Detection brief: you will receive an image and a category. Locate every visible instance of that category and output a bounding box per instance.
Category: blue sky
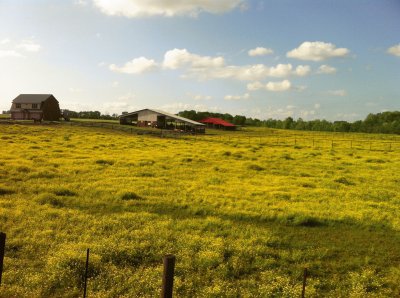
[0,0,399,121]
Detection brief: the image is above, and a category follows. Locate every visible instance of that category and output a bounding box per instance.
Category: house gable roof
[12,94,56,104]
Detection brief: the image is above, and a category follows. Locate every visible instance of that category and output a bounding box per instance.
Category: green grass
[0,124,399,297]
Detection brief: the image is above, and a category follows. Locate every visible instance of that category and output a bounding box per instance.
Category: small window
[32,104,38,109]
[16,103,21,108]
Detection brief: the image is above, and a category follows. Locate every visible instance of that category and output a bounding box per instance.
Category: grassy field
[0,123,399,297]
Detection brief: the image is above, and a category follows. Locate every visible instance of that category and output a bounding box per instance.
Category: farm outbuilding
[199,117,237,130]
[10,94,61,121]
[119,108,205,133]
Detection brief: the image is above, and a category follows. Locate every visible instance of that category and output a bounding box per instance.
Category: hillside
[0,124,399,296]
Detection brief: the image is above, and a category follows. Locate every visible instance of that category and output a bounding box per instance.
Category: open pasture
[0,123,399,297]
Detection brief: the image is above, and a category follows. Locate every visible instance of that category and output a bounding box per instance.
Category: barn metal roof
[199,117,236,127]
[120,108,205,126]
[12,94,56,104]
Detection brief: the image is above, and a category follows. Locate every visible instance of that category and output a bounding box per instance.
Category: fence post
[161,254,176,298]
[301,268,308,298]
[0,232,5,286]
[83,248,89,298]
[331,140,334,149]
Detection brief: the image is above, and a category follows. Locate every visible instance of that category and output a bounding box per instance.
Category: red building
[199,117,236,130]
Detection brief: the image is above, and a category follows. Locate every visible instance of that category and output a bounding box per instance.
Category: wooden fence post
[301,268,308,298]
[83,248,89,298]
[161,255,176,298]
[0,232,5,286]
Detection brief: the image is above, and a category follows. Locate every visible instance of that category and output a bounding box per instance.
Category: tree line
[178,110,400,134]
[62,110,119,120]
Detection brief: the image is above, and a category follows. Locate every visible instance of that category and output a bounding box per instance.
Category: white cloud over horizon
[248,47,273,57]
[317,64,337,74]
[92,0,245,18]
[109,57,158,74]
[287,41,349,61]
[247,80,292,92]
[114,48,311,82]
[387,44,400,57]
[224,93,250,100]
[328,89,347,96]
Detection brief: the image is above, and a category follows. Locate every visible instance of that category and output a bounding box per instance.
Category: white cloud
[287,41,349,61]
[294,65,311,76]
[248,47,273,57]
[247,80,292,92]
[163,48,224,70]
[118,92,136,101]
[387,44,400,57]
[0,50,25,58]
[193,94,212,101]
[314,103,321,109]
[112,81,119,88]
[110,57,158,74]
[317,64,337,74]
[75,0,88,6]
[17,40,41,52]
[0,38,10,45]
[92,0,244,18]
[328,89,347,96]
[69,87,83,93]
[247,81,264,91]
[266,80,291,92]
[224,93,250,100]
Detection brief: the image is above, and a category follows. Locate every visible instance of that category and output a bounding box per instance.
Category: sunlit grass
[0,124,399,297]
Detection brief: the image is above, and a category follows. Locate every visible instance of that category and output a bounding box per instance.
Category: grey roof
[12,94,56,104]
[120,108,205,126]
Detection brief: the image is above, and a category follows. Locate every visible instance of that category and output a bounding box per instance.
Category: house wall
[11,103,41,110]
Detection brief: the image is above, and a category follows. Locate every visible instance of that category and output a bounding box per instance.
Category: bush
[248,164,265,171]
[36,193,66,207]
[120,191,142,201]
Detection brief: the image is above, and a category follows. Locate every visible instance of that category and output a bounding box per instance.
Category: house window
[32,104,38,109]
[16,103,21,108]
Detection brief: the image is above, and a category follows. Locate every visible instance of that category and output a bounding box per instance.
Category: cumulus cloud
[17,40,41,52]
[92,0,244,18]
[287,41,349,61]
[163,48,225,70]
[0,38,10,45]
[248,47,273,57]
[109,57,158,74]
[387,44,400,57]
[247,80,292,92]
[159,102,221,114]
[0,50,25,58]
[193,94,212,101]
[115,49,311,82]
[224,93,250,100]
[317,64,337,74]
[328,89,347,96]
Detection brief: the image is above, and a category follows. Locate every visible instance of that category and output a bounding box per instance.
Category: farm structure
[10,94,61,121]
[119,108,205,133]
[199,117,237,130]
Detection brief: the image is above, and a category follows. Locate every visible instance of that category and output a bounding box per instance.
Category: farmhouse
[10,94,61,121]
[120,108,205,133]
[199,117,237,131]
